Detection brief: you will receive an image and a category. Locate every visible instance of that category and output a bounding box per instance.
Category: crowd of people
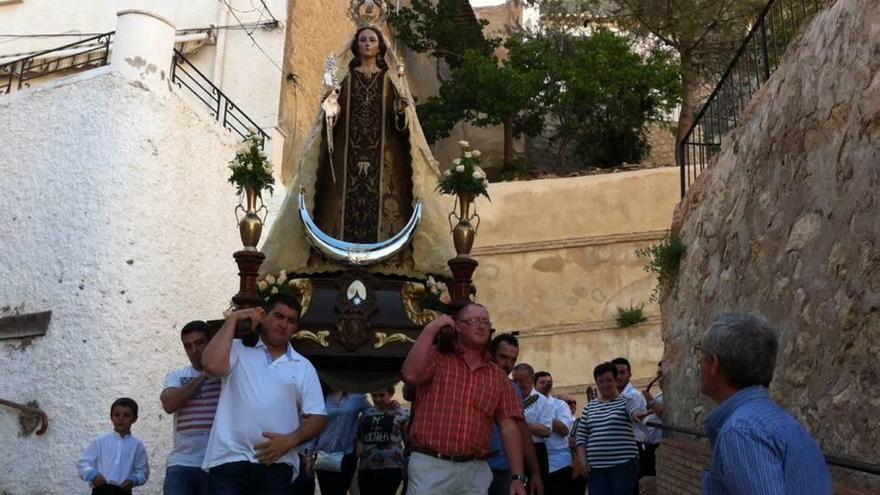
[75,295,833,495]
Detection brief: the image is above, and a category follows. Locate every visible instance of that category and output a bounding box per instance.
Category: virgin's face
[358,29,380,60]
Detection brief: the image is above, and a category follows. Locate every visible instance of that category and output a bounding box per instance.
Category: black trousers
[315,453,357,495]
[639,443,659,478]
[533,442,550,483]
[92,486,129,495]
[546,466,573,495]
[358,468,403,495]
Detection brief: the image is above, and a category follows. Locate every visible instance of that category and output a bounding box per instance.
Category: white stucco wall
[0,0,286,136]
[0,70,248,494]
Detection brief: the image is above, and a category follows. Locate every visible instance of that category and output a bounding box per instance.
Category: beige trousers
[406,452,493,495]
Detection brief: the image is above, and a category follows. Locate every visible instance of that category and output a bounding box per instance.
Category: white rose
[472,171,481,179]
[257,281,269,291]
[246,163,253,171]
[483,179,490,187]
[458,140,470,147]
[455,165,465,172]
[288,279,297,286]
[277,271,288,284]
[265,274,276,285]
[271,287,279,294]
[453,158,462,165]
[444,169,451,177]
[464,152,472,159]
[472,150,482,157]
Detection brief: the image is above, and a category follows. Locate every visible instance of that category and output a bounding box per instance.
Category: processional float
[222,0,490,392]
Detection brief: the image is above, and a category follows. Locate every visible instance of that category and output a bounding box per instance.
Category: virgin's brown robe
[313,67,414,246]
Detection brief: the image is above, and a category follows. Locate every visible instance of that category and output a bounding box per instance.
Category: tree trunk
[557,134,571,171]
[502,114,514,170]
[675,52,700,165]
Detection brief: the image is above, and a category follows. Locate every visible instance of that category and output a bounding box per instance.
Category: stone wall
[661,0,880,490]
[0,70,242,495]
[472,167,680,399]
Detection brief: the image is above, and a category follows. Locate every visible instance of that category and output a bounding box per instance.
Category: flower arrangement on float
[437,141,489,256]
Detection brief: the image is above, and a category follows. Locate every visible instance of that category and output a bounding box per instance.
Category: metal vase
[237,187,265,251]
[449,193,480,256]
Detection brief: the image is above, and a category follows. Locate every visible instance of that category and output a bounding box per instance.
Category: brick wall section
[654,438,880,495]
[656,438,711,495]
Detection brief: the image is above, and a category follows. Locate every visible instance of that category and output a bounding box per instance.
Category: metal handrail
[677,0,826,196]
[170,49,270,149]
[646,421,880,476]
[0,398,48,435]
[0,32,114,94]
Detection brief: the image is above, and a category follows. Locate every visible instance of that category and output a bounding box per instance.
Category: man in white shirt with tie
[534,371,573,494]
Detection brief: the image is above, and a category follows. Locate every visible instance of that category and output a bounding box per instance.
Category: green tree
[528,0,763,158]
[511,29,680,168]
[391,1,541,170]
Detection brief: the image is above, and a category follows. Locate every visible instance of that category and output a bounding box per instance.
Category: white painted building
[0,5,290,494]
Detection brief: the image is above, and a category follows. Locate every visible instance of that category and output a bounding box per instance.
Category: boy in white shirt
[77,397,150,494]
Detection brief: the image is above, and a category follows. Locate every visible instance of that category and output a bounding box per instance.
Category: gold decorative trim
[288,278,314,317]
[291,330,330,347]
[401,282,441,326]
[374,332,415,348]
[471,230,669,256]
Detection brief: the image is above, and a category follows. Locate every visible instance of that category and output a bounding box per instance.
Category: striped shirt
[575,394,640,468]
[163,366,220,467]
[703,386,832,495]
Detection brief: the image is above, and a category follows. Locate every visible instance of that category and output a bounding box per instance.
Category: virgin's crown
[348,0,390,27]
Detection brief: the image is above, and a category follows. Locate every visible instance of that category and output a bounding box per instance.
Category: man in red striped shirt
[160,320,220,495]
[402,303,528,495]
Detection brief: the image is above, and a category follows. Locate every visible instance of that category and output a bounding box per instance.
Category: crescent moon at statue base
[298,190,423,266]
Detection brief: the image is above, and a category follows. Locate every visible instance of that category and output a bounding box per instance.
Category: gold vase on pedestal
[236,186,267,250]
[449,193,480,256]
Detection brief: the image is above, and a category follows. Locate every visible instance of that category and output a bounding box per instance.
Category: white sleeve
[163,368,184,390]
[299,363,327,416]
[537,398,555,428]
[227,340,243,374]
[76,437,100,482]
[554,400,573,428]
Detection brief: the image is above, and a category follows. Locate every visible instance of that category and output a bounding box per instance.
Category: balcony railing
[0,32,114,95]
[169,49,270,149]
[677,0,825,197]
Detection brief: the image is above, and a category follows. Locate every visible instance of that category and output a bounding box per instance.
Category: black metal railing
[0,32,114,95]
[647,421,880,476]
[170,49,270,148]
[678,0,826,197]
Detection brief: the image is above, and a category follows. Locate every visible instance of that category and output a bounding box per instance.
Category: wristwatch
[511,474,528,485]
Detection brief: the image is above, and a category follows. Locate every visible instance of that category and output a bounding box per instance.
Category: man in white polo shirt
[201,294,327,495]
[160,320,221,495]
[512,363,554,485]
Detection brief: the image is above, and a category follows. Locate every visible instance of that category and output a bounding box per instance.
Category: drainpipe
[212,3,229,86]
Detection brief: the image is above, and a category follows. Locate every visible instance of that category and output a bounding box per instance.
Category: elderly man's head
[512,363,536,395]
[699,313,779,403]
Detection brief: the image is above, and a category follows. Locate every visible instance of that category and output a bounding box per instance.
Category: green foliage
[499,156,538,181]
[615,304,647,328]
[437,142,491,200]
[636,232,686,302]
[389,0,495,69]
[515,29,681,168]
[228,134,275,196]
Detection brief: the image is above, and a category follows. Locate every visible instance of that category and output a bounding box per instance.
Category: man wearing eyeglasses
[402,303,527,495]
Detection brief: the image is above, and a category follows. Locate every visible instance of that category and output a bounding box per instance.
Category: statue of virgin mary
[259,3,454,278]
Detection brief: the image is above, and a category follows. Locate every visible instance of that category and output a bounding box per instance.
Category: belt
[412,446,488,463]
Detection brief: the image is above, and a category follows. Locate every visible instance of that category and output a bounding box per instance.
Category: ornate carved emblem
[332,271,378,351]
